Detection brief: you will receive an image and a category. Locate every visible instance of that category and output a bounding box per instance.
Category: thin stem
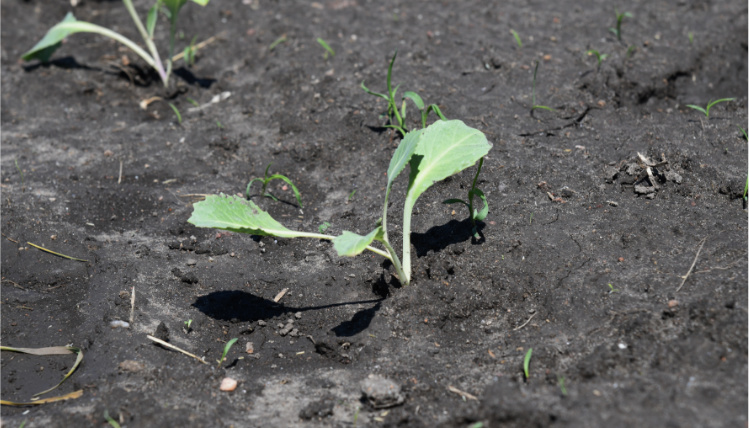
[300,232,391,260]
[379,238,408,286]
[57,22,156,70]
[122,0,168,85]
[401,194,416,284]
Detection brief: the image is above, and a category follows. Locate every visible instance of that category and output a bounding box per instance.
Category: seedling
[317,38,335,59]
[685,98,735,119]
[531,61,554,113]
[269,35,287,51]
[168,102,182,124]
[104,410,121,428]
[557,375,568,396]
[609,9,633,42]
[217,337,238,369]
[182,35,198,67]
[21,0,211,88]
[189,120,492,286]
[443,157,489,238]
[688,32,694,44]
[361,51,446,136]
[523,348,533,379]
[246,163,303,208]
[586,49,608,68]
[318,222,331,234]
[510,29,522,48]
[626,45,636,59]
[186,97,200,107]
[184,319,193,331]
[607,283,620,293]
[348,189,357,201]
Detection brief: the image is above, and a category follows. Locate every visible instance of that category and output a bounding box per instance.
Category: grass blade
[0,345,84,397]
[26,242,88,262]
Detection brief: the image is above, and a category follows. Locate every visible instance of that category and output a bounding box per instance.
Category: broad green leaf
[21,12,78,62]
[387,128,423,188]
[406,120,492,202]
[333,227,382,257]
[188,194,308,239]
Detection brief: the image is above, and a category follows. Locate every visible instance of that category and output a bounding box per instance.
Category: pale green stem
[122,0,168,85]
[56,22,156,70]
[378,238,408,286]
[299,232,391,260]
[401,194,416,284]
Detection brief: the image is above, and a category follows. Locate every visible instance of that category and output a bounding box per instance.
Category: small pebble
[220,377,238,392]
[110,320,130,329]
[668,300,679,308]
[246,342,254,354]
[186,259,197,266]
[294,312,302,319]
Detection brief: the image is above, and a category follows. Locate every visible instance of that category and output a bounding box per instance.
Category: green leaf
[403,91,425,110]
[360,81,388,100]
[188,194,309,239]
[406,120,492,202]
[685,105,707,116]
[333,227,382,257]
[443,198,468,206]
[22,12,78,62]
[163,0,188,17]
[190,0,211,5]
[387,128,423,188]
[146,4,159,38]
[470,188,489,221]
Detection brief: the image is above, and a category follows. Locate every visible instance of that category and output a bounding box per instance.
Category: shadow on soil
[411,217,485,257]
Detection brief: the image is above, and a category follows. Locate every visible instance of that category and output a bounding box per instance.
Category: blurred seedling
[14,158,25,191]
[183,319,193,332]
[317,38,335,59]
[510,29,522,48]
[361,50,446,136]
[609,9,633,42]
[607,283,620,293]
[269,35,287,51]
[190,120,491,286]
[186,97,199,107]
[626,45,636,59]
[686,98,735,119]
[104,410,121,428]
[182,35,198,66]
[688,32,694,44]
[557,375,568,396]
[217,337,238,369]
[443,157,489,238]
[586,49,608,68]
[348,189,357,201]
[168,102,182,124]
[246,163,303,208]
[523,348,533,379]
[318,222,331,234]
[22,0,211,88]
[531,61,554,114]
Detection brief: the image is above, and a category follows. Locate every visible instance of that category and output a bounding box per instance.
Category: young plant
[586,49,608,68]
[317,38,335,59]
[361,51,446,136]
[246,163,303,208]
[609,9,633,42]
[21,0,210,88]
[607,283,620,293]
[182,35,198,67]
[184,319,193,332]
[318,222,331,234]
[523,348,533,379]
[510,29,522,48]
[531,61,554,113]
[442,157,488,238]
[685,98,735,119]
[557,375,568,396]
[217,337,238,369]
[189,120,491,286]
[168,102,182,124]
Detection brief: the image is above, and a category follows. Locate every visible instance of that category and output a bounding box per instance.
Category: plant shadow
[193,290,384,337]
[411,217,485,257]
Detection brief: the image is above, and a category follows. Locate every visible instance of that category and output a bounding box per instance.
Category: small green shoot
[607,283,620,293]
[361,50,446,136]
[216,120,224,129]
[586,49,608,68]
[18,421,28,428]
[609,9,633,42]
[557,375,568,396]
[318,222,331,234]
[269,35,287,51]
[168,102,182,124]
[468,423,484,428]
[348,189,357,201]
[685,98,735,119]
[523,348,533,379]
[22,0,211,88]
[688,32,694,44]
[104,410,121,428]
[531,61,554,113]
[510,29,522,48]
[626,45,636,59]
[186,97,199,107]
[14,158,24,190]
[317,38,335,59]
[182,35,198,67]
[246,163,303,208]
[217,337,238,369]
[442,157,489,238]
[189,120,491,286]
[529,212,534,225]
[184,319,193,331]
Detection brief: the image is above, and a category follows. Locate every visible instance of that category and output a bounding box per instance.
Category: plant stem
[401,195,416,284]
[300,232,391,260]
[379,238,408,286]
[122,0,168,85]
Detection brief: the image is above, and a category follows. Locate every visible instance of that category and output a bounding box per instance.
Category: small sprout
[318,222,331,234]
[216,120,224,129]
[348,189,357,201]
[510,29,522,48]
[609,9,633,42]
[531,61,555,114]
[317,37,335,59]
[688,31,694,44]
[442,157,489,238]
[217,337,238,369]
[685,98,735,119]
[168,102,182,124]
[468,423,484,428]
[184,319,193,332]
[186,97,200,107]
[557,375,568,396]
[586,49,608,68]
[626,45,636,59]
[269,35,287,51]
[608,283,620,293]
[182,36,199,67]
[246,163,304,208]
[104,410,121,428]
[529,212,534,225]
[523,348,533,379]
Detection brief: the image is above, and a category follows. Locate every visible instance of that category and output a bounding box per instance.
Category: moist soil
[1,1,747,427]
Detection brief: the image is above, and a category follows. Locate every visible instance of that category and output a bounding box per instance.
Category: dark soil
[2,1,747,427]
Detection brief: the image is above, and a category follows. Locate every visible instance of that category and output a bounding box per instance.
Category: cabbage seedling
[246,164,303,208]
[443,157,488,238]
[21,0,210,88]
[609,10,632,42]
[685,98,735,119]
[361,51,446,136]
[188,120,492,286]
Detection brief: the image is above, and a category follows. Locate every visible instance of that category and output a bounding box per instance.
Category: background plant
[609,9,633,41]
[246,163,303,208]
[686,98,735,119]
[21,0,210,87]
[531,61,554,114]
[443,157,489,238]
